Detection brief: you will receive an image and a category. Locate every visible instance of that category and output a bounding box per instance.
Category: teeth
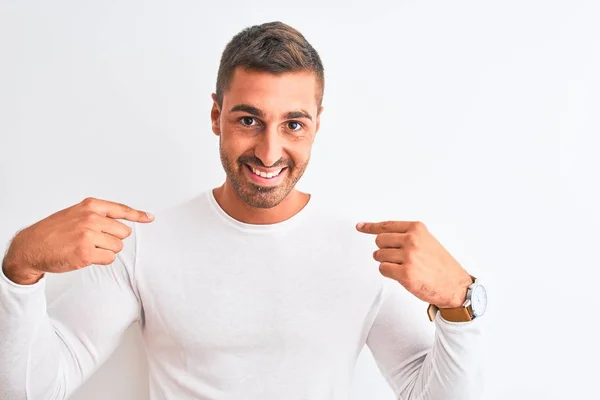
[252,167,282,178]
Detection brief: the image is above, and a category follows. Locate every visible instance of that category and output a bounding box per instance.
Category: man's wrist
[2,257,44,286]
[436,274,473,309]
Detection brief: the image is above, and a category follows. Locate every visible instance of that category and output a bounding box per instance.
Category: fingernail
[146,212,154,219]
[356,222,364,229]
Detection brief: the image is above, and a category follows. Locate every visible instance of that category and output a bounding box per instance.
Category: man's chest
[136,240,382,359]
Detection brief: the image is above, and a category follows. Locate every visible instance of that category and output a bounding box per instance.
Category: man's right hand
[1,197,154,285]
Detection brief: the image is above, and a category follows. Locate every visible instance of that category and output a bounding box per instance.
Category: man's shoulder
[133,190,214,238]
[306,197,376,252]
[307,196,371,234]
[155,191,212,220]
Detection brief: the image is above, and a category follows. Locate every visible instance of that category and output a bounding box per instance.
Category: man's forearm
[0,266,63,400]
[399,315,483,400]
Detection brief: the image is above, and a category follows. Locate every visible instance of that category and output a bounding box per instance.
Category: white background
[1,1,599,399]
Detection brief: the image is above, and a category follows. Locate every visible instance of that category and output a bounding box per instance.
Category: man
[0,21,486,399]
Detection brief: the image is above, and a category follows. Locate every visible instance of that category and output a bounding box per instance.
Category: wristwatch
[427,276,487,322]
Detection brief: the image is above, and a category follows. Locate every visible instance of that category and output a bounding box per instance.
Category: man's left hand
[357,221,473,309]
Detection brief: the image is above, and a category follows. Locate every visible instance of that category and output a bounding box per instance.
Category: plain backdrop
[1,1,599,399]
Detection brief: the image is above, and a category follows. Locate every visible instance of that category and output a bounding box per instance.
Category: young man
[0,21,486,399]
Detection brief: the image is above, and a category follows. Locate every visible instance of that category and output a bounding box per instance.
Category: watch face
[471,285,487,317]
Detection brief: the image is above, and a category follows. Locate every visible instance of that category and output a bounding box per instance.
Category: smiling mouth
[245,164,287,179]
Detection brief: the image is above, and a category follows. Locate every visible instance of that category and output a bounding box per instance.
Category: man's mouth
[245,164,286,179]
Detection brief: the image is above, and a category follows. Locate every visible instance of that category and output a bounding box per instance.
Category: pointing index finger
[86,198,155,223]
[356,221,411,234]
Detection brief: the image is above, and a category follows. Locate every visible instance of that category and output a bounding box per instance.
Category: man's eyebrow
[229,104,264,118]
[229,104,313,122]
[285,110,313,121]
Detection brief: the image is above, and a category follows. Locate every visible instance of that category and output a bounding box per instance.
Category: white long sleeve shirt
[0,190,484,400]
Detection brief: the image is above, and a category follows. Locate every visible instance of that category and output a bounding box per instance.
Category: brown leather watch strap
[427,275,477,322]
[427,303,473,322]
[439,306,473,322]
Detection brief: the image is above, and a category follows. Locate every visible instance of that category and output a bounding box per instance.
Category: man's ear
[315,106,324,135]
[211,93,221,136]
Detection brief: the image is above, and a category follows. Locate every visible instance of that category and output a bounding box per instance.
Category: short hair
[215,21,325,108]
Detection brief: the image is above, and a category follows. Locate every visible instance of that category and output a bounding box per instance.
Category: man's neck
[212,183,310,225]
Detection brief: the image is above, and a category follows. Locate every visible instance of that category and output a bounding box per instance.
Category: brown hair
[215,21,325,108]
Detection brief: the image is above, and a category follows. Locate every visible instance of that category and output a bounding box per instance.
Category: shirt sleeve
[366,277,484,400]
[0,222,143,400]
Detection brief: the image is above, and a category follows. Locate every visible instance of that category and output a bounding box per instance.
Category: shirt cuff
[434,311,483,331]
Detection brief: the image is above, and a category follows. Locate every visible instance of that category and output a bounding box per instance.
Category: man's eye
[287,121,303,131]
[240,117,257,126]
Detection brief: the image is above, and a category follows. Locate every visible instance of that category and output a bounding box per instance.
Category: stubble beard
[219,143,309,209]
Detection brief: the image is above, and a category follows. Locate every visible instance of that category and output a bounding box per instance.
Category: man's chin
[242,188,287,209]
[232,179,290,208]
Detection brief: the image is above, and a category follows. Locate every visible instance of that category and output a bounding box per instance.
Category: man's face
[211,67,322,209]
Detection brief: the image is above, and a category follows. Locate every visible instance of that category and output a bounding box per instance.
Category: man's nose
[254,127,284,168]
